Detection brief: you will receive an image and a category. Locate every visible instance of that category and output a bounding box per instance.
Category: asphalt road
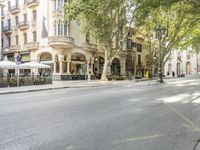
[0,77,200,150]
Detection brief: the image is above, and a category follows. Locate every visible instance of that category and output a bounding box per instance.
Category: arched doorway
[71,53,86,76]
[168,63,172,75]
[186,62,191,74]
[111,58,120,76]
[39,52,53,75]
[177,63,181,75]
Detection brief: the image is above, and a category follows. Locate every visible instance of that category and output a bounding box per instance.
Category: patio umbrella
[19,62,51,69]
[0,56,17,69]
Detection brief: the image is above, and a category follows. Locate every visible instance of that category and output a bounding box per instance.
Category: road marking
[165,103,200,131]
[111,134,164,144]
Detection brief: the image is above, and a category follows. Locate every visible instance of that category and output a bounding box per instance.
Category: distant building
[164,48,200,77]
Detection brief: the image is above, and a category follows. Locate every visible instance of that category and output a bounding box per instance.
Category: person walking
[172,71,175,77]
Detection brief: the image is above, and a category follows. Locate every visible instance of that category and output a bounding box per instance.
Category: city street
[0,77,200,150]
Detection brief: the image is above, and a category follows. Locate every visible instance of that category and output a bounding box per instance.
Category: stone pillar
[59,61,63,74]
[67,61,71,74]
[53,61,56,74]
[90,63,94,75]
[121,63,126,76]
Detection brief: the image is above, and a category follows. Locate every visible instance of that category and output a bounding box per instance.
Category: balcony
[9,45,21,53]
[27,0,39,8]
[9,5,20,14]
[83,42,97,53]
[2,26,12,34]
[18,21,29,30]
[48,36,74,49]
[25,42,39,51]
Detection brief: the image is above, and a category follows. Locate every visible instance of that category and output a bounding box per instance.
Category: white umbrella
[19,62,51,69]
[0,56,17,69]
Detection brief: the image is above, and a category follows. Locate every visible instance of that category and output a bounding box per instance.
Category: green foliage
[65,0,129,45]
[135,0,200,64]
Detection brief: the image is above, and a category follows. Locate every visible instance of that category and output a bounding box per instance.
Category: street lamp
[155,24,168,83]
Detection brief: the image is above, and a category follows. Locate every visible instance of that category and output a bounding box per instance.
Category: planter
[44,78,52,84]
[135,75,142,79]
[23,78,34,86]
[0,81,8,87]
[34,78,44,85]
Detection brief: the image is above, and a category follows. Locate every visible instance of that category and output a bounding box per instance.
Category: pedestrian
[172,71,175,77]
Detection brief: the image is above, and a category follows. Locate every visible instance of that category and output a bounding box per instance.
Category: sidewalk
[0,79,157,95]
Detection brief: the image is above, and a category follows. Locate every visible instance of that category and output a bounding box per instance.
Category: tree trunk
[101,49,109,81]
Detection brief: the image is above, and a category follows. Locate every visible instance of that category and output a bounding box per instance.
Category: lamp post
[155,24,167,83]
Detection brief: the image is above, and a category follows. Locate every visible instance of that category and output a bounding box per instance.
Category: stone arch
[111,58,120,76]
[38,52,53,74]
[186,62,191,74]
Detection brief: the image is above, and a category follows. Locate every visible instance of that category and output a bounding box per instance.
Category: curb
[0,84,115,95]
[0,79,161,95]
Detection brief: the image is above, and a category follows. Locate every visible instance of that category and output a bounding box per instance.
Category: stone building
[164,48,200,77]
[1,0,153,80]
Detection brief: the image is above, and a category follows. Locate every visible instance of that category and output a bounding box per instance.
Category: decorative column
[59,54,64,74]
[67,55,71,74]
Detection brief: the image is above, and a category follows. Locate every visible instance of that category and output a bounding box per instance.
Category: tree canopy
[64,0,200,80]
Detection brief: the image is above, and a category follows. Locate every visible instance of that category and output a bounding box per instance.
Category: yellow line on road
[165,103,200,131]
[112,134,165,144]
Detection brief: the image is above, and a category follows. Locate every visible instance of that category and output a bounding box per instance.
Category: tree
[64,0,147,80]
[134,0,200,82]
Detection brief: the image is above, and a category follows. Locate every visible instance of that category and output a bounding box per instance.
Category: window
[15,35,19,45]
[8,36,11,47]
[64,23,67,35]
[24,14,27,22]
[24,33,27,44]
[127,39,132,49]
[1,7,3,15]
[54,23,57,35]
[33,31,37,42]
[132,42,137,48]
[16,0,19,6]
[8,19,11,27]
[137,44,142,52]
[32,10,37,21]
[15,16,18,26]
[8,1,11,9]
[54,21,67,36]
[138,54,141,65]
[55,0,64,10]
